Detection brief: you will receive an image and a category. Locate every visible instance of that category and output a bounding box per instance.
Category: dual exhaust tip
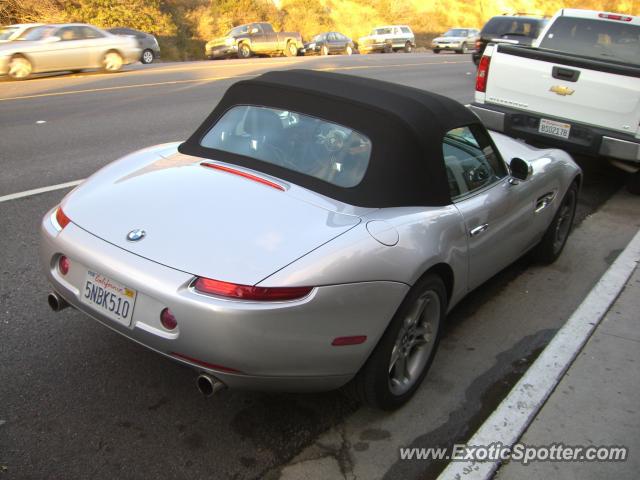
[48,292,69,312]
[48,292,226,397]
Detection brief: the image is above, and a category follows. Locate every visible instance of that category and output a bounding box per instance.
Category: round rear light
[160,308,177,330]
[58,255,70,275]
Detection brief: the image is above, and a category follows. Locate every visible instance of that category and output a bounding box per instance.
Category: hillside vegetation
[2,0,637,60]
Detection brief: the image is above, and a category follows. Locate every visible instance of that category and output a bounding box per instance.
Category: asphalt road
[0,52,631,480]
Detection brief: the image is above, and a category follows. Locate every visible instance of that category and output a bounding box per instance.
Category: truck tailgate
[485,45,640,136]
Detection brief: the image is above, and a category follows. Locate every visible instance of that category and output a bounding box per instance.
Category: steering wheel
[315,125,348,153]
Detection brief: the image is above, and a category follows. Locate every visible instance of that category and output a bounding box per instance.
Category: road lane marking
[0,60,468,102]
[438,228,640,480]
[0,179,84,203]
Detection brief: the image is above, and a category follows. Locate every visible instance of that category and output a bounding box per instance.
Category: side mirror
[510,157,531,181]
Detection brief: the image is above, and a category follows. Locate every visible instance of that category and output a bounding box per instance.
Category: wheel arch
[416,262,454,305]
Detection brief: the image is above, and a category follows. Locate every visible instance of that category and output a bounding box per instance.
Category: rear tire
[141,49,154,64]
[532,183,578,264]
[404,41,412,53]
[344,45,353,55]
[627,171,640,195]
[102,51,123,72]
[458,42,468,54]
[8,55,32,80]
[285,41,298,57]
[321,45,329,56]
[350,274,446,410]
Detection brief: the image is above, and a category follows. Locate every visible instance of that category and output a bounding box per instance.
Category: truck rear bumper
[470,103,640,164]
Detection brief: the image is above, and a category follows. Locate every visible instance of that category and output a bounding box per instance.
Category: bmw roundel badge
[126,229,146,242]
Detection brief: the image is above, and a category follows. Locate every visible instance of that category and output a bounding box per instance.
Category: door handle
[470,224,489,237]
[535,192,556,214]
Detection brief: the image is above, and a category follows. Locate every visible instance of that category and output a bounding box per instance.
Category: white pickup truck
[470,9,640,192]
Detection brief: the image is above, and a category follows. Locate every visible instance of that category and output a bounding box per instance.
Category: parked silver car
[431,28,479,53]
[0,23,140,79]
[107,27,160,64]
[41,70,581,410]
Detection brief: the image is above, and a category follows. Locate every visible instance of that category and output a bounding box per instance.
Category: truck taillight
[598,13,632,22]
[476,55,491,93]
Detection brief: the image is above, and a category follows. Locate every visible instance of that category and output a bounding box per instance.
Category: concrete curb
[437,228,640,480]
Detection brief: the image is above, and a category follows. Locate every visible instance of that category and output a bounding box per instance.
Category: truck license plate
[539,118,571,139]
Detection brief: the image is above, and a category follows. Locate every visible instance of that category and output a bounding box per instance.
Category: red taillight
[55,207,71,230]
[193,277,312,301]
[58,255,70,275]
[476,55,491,93]
[160,308,178,330]
[200,162,285,191]
[598,13,632,21]
[332,336,367,346]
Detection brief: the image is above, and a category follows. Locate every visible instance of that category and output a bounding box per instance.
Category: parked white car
[0,23,43,43]
[431,28,479,54]
[358,25,415,53]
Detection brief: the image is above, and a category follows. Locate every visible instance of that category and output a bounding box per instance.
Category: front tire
[350,274,446,410]
[237,43,251,59]
[102,51,123,72]
[141,49,154,64]
[533,183,578,264]
[8,55,32,80]
[344,45,353,55]
[383,42,392,53]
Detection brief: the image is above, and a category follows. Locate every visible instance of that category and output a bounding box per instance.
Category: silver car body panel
[41,132,581,390]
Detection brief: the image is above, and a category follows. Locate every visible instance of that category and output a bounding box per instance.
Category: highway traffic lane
[0,58,474,196]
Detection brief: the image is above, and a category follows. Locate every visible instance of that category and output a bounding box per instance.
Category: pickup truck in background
[470,9,640,193]
[205,22,302,59]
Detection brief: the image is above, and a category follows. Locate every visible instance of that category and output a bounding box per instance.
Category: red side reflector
[160,308,178,330]
[476,55,491,93]
[332,336,367,346]
[200,162,285,191]
[55,207,71,230]
[58,255,70,275]
[171,352,242,374]
[193,277,312,301]
[598,13,632,21]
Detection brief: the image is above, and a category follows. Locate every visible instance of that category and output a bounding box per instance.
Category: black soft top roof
[179,69,483,207]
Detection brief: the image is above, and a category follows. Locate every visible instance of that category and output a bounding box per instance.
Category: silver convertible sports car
[41,70,581,409]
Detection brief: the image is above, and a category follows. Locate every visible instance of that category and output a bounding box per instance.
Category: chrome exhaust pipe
[196,373,226,397]
[47,292,69,312]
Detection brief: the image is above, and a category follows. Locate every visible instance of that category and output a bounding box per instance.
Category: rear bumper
[470,103,640,164]
[40,210,408,392]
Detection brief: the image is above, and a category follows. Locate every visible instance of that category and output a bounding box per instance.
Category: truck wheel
[404,41,412,53]
[383,42,392,53]
[285,41,298,57]
[238,43,251,59]
[627,171,640,195]
[321,45,329,56]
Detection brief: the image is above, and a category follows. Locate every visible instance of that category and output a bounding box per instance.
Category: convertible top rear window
[200,106,372,188]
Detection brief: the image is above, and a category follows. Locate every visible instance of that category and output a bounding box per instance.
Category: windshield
[444,29,469,37]
[482,17,545,38]
[200,106,372,188]
[0,26,18,40]
[227,25,250,37]
[18,25,57,41]
[539,17,640,67]
[372,28,392,35]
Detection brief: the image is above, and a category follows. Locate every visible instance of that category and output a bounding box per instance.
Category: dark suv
[472,14,548,65]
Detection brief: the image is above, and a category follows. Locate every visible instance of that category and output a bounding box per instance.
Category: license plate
[539,118,571,139]
[80,270,137,327]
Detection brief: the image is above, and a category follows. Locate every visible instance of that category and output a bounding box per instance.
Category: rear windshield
[539,16,640,67]
[200,106,372,188]
[482,17,545,39]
